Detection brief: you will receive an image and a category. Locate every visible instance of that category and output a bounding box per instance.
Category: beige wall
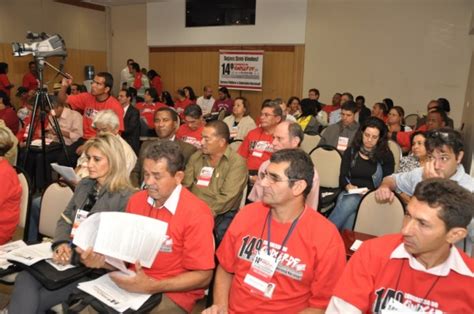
[109,4,148,94]
[304,0,472,127]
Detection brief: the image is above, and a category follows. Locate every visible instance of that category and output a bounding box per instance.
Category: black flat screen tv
[186,0,256,27]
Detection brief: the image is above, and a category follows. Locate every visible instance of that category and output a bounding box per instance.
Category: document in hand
[51,162,80,183]
[73,212,168,268]
[78,273,151,312]
[0,240,27,269]
[5,242,53,266]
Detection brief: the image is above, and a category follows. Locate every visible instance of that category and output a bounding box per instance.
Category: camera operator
[57,72,124,167]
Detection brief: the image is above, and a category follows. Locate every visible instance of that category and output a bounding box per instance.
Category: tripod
[21,57,70,189]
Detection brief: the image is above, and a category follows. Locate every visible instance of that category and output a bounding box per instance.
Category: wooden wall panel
[0,43,106,107]
[149,45,305,120]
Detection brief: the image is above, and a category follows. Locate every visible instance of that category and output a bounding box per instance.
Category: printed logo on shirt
[237,235,306,281]
[159,235,173,253]
[85,108,98,120]
[182,136,201,148]
[373,287,441,313]
[249,141,273,153]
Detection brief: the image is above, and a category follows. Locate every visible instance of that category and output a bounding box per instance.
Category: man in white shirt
[196,85,215,115]
[120,58,134,89]
[327,178,474,313]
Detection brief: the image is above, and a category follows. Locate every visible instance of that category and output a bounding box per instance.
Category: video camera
[12,31,67,58]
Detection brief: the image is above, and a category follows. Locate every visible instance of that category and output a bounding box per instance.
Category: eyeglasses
[259,171,299,184]
[260,113,276,118]
[427,131,450,140]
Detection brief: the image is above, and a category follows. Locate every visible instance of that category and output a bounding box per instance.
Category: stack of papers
[0,240,27,269]
[31,138,53,147]
[348,187,369,195]
[4,242,53,266]
[51,163,80,183]
[78,273,151,312]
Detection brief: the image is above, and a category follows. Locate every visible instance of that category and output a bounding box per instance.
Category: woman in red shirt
[0,91,19,134]
[174,89,192,119]
[0,127,22,244]
[136,87,167,129]
[0,62,14,98]
[147,70,163,95]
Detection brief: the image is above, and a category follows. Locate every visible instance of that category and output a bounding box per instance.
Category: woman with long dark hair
[147,69,162,95]
[183,86,197,103]
[0,62,14,98]
[328,117,394,230]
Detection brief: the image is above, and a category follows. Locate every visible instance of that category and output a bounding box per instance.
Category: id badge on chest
[381,298,419,313]
[337,136,349,151]
[196,166,214,187]
[70,209,89,238]
[243,250,278,299]
[230,126,238,138]
[252,141,269,158]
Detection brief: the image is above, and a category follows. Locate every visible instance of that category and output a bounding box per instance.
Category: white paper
[5,242,53,266]
[350,239,363,252]
[348,187,369,195]
[45,259,76,271]
[0,240,27,269]
[73,212,168,268]
[51,162,80,183]
[31,138,53,146]
[78,273,151,312]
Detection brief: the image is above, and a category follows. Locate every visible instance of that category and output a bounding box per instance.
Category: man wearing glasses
[58,72,124,166]
[203,149,345,314]
[238,102,283,183]
[375,128,474,255]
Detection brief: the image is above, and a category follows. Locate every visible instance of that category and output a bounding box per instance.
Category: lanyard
[393,259,441,311]
[262,209,303,260]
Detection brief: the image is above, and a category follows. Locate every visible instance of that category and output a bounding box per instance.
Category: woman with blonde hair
[9,133,136,313]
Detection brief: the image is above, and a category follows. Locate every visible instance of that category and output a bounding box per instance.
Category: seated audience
[248,121,320,210]
[328,117,394,230]
[9,133,135,313]
[0,120,18,165]
[0,127,21,245]
[355,95,371,125]
[238,101,282,176]
[80,141,215,313]
[196,85,215,115]
[22,61,39,92]
[328,92,353,124]
[437,97,454,128]
[0,90,19,134]
[183,86,197,104]
[15,87,33,124]
[371,102,388,122]
[287,96,301,118]
[223,97,256,141]
[297,98,321,135]
[273,98,296,122]
[375,128,474,256]
[212,87,233,115]
[383,97,394,111]
[174,88,193,119]
[127,62,149,101]
[322,92,342,122]
[136,87,166,131]
[147,69,162,95]
[328,179,474,313]
[118,88,140,154]
[387,106,411,136]
[203,149,346,314]
[131,107,196,187]
[183,120,247,244]
[120,58,134,89]
[57,72,124,168]
[0,62,14,98]
[176,104,205,148]
[318,100,359,152]
[161,90,174,106]
[397,131,427,174]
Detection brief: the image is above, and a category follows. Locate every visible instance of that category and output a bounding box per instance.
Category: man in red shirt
[22,61,39,92]
[328,179,474,313]
[204,149,346,314]
[238,102,282,178]
[174,89,193,119]
[57,72,124,166]
[176,104,205,148]
[0,91,19,134]
[79,141,215,313]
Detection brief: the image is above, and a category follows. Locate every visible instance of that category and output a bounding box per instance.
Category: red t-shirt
[332,234,474,313]
[0,107,19,134]
[16,115,41,143]
[217,202,346,313]
[238,127,274,171]
[175,124,204,148]
[135,102,167,129]
[22,72,38,91]
[396,125,427,152]
[125,188,215,312]
[67,93,124,139]
[174,98,193,119]
[151,76,162,95]
[322,104,340,114]
[0,159,22,245]
[0,74,12,97]
[212,98,233,114]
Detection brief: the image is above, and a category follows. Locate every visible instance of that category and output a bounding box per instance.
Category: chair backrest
[217,109,227,121]
[239,184,248,209]
[39,182,74,238]
[300,134,321,154]
[14,166,31,241]
[387,140,402,172]
[310,145,342,188]
[229,139,243,152]
[353,191,405,236]
[404,114,419,130]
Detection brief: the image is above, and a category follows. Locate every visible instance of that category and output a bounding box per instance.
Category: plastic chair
[404,114,419,130]
[353,191,405,236]
[229,139,243,152]
[14,166,32,241]
[388,140,402,172]
[301,134,321,154]
[39,182,74,238]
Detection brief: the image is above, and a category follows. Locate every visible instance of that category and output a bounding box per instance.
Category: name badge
[337,136,349,151]
[252,141,270,158]
[196,166,214,187]
[381,298,419,313]
[230,126,238,138]
[243,251,278,299]
[70,209,89,238]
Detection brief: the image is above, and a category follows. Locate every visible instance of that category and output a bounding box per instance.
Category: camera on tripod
[12,31,67,58]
